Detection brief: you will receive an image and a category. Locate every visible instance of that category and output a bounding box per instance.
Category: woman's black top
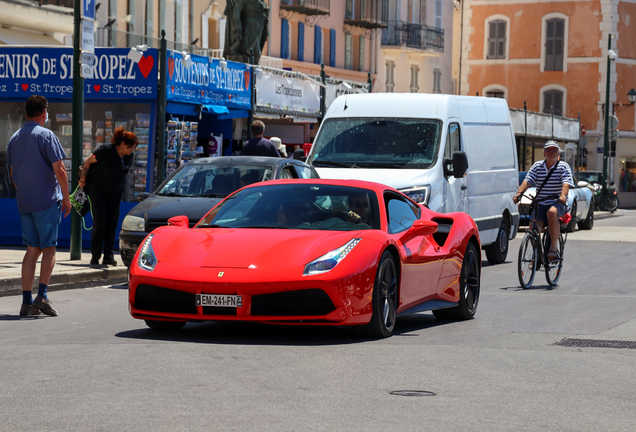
[88,144,134,196]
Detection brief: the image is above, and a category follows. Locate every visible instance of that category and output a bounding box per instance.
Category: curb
[0,267,127,297]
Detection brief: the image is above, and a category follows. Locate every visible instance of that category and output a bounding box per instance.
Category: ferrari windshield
[308,118,442,169]
[197,184,380,231]
[156,163,272,197]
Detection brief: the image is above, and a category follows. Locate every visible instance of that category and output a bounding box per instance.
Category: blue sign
[82,0,96,21]
[0,47,158,100]
[166,50,251,110]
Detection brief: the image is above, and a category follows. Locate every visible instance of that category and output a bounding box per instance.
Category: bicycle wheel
[607,194,619,212]
[544,233,564,286]
[518,233,537,289]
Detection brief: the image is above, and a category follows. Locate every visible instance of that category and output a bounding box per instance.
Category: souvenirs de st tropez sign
[166,50,251,110]
[0,47,158,99]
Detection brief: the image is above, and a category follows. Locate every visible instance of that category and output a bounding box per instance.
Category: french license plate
[196,294,242,308]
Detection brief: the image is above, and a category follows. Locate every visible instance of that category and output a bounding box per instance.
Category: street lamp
[628,88,636,105]
[602,37,615,189]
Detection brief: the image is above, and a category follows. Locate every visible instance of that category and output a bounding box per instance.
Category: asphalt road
[1,212,635,431]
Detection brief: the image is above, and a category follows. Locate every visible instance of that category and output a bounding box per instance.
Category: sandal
[547,249,560,259]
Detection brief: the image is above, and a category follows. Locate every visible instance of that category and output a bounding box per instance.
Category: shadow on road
[115,312,450,346]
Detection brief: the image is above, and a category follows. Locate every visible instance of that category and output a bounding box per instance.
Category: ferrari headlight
[138,234,157,271]
[399,185,431,205]
[303,238,361,276]
[122,215,145,232]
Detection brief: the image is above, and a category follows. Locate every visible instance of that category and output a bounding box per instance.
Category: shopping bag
[69,185,93,230]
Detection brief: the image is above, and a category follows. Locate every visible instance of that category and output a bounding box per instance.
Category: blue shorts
[535,201,568,223]
[20,201,62,249]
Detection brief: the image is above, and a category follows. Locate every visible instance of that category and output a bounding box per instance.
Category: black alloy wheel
[485,219,510,264]
[433,243,480,320]
[362,250,398,338]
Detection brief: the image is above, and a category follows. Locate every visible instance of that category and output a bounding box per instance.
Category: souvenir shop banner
[325,82,368,110]
[255,69,320,115]
[166,50,251,110]
[0,47,158,99]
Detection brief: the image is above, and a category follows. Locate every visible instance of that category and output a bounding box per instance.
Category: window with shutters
[314,26,323,64]
[281,19,290,60]
[487,19,507,59]
[435,0,442,28]
[386,61,395,92]
[410,65,419,93]
[330,29,336,67]
[433,68,441,94]
[297,22,305,62]
[545,18,565,71]
[486,89,505,98]
[345,34,353,70]
[543,89,564,116]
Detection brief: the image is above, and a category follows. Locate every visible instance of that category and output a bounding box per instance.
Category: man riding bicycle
[513,140,574,259]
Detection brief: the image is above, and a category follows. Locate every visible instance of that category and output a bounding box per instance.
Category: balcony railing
[95,28,216,57]
[381,21,444,53]
[345,0,389,29]
[280,0,330,16]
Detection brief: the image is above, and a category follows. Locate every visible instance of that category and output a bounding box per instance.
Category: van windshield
[309,118,442,169]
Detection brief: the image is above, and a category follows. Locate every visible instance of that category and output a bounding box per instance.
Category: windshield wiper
[312,160,358,168]
[198,224,228,228]
[157,192,185,197]
[239,225,290,229]
[203,193,229,198]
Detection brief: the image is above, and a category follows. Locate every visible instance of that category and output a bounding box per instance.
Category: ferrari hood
[127,195,222,224]
[149,227,365,269]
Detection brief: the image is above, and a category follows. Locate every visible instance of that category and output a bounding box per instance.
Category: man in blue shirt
[240,120,281,157]
[513,140,574,258]
[7,95,71,317]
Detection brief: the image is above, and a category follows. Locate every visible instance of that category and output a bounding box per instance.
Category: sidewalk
[0,247,127,297]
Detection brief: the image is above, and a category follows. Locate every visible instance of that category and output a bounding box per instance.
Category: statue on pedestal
[223,0,270,64]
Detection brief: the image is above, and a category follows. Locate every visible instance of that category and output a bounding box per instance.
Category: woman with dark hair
[79,128,137,265]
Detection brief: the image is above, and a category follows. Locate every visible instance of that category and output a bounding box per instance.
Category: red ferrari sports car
[128,179,481,338]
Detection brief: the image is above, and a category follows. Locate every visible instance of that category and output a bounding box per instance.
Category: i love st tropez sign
[0,47,158,100]
[166,49,251,110]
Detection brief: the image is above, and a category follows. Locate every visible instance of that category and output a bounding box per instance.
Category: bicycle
[517,194,571,289]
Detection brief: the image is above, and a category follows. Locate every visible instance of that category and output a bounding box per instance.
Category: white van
[307,93,519,264]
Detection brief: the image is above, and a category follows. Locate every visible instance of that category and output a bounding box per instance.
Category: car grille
[147,220,197,232]
[251,289,336,316]
[134,284,197,314]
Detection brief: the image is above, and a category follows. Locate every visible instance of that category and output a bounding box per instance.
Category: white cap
[270,137,281,146]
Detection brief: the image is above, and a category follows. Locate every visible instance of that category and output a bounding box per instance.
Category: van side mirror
[444,151,468,178]
[167,215,189,228]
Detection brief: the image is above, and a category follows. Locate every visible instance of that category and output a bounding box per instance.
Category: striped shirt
[524,160,574,204]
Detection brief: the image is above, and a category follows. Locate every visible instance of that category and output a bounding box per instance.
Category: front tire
[518,233,537,289]
[433,243,480,320]
[362,250,398,338]
[485,219,510,264]
[607,195,619,212]
[145,320,186,331]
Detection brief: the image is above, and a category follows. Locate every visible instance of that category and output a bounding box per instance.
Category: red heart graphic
[171,86,174,94]
[94,85,101,92]
[137,55,155,79]
[168,57,175,79]
[21,84,28,91]
[244,70,250,90]
[201,90,204,97]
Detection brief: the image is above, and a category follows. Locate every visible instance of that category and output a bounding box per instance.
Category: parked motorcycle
[593,182,620,212]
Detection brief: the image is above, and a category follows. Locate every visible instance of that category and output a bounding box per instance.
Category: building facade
[458,0,636,207]
[377,0,452,94]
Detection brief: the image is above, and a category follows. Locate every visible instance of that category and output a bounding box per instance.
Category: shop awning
[167,102,236,118]
[200,104,230,115]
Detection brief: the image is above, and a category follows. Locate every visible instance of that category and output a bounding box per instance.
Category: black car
[119,156,320,266]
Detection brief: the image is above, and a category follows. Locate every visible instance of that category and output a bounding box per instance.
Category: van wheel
[485,219,509,264]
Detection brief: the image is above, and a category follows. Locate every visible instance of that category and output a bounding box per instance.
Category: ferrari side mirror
[167,215,189,228]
